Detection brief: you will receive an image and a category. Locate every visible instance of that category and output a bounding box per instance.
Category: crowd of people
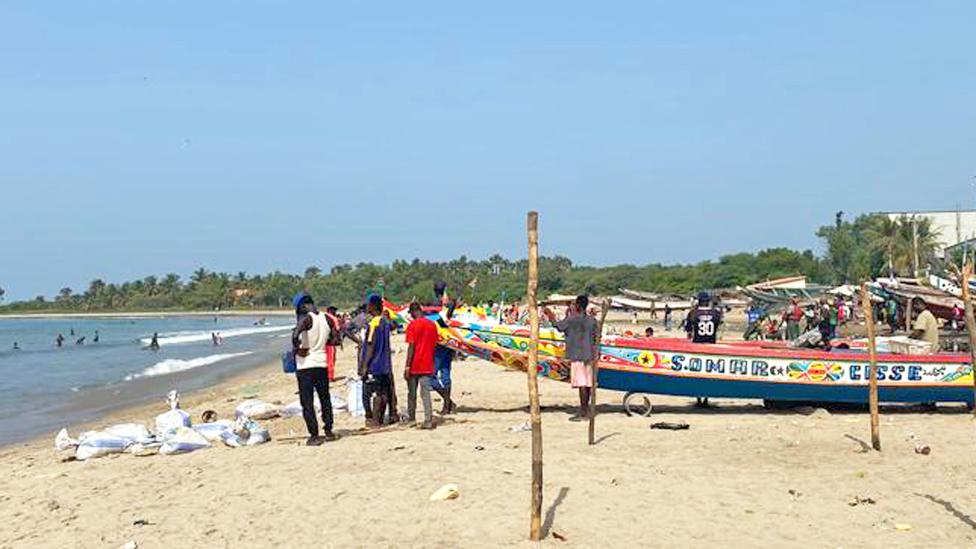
[289,282,459,446]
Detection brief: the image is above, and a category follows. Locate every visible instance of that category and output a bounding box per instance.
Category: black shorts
[365,373,392,396]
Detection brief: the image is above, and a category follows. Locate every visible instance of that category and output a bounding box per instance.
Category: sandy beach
[2,328,975,548]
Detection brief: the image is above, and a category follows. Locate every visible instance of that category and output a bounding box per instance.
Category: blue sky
[1,2,974,300]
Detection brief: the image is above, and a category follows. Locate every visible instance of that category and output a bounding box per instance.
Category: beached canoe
[440,318,976,408]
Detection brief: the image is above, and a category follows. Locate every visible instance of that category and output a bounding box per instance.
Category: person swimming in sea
[75,336,86,345]
[13,342,20,350]
[93,330,99,343]
[56,334,65,348]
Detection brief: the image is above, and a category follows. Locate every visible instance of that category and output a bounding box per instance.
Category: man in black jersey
[685,291,722,407]
[685,291,723,344]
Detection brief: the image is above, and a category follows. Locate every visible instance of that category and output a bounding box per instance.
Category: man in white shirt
[292,292,337,446]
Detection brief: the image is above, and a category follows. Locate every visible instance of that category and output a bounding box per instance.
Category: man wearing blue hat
[429,281,458,415]
[359,294,396,426]
[292,292,337,445]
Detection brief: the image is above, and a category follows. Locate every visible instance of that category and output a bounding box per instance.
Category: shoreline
[2,357,283,452]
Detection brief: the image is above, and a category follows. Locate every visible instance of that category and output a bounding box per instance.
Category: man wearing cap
[359,295,395,426]
[685,291,723,344]
[429,281,458,414]
[291,292,337,446]
[685,291,723,407]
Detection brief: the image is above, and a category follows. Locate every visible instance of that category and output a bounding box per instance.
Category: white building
[881,209,976,257]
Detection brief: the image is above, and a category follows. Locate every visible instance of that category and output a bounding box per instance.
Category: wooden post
[861,283,882,451]
[959,263,976,415]
[904,297,912,333]
[588,299,611,445]
[525,211,543,541]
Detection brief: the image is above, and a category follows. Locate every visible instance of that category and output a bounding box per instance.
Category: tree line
[0,213,945,313]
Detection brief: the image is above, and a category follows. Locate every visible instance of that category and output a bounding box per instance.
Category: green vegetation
[0,214,946,313]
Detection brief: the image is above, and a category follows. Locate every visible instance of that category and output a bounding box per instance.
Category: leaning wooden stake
[860,283,881,451]
[959,262,976,415]
[588,299,611,445]
[525,211,543,541]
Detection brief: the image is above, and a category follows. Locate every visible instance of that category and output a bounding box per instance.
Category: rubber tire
[623,392,653,417]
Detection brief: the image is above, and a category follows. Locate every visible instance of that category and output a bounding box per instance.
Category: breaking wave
[125,351,254,380]
[138,325,290,346]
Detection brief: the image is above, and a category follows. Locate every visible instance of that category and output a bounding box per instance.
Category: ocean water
[0,315,292,446]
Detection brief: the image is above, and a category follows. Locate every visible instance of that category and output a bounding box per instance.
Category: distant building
[880,209,976,258]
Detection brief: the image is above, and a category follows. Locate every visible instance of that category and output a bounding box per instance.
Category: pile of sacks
[55,390,271,461]
[277,377,365,418]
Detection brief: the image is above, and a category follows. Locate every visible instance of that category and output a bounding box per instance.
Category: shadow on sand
[916,493,976,530]
[542,486,570,538]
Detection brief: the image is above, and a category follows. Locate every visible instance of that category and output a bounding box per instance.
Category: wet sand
[2,330,976,548]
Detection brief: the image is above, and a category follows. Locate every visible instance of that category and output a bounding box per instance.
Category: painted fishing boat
[438,317,975,412]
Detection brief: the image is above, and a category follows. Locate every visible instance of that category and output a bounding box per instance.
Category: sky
[1,2,975,301]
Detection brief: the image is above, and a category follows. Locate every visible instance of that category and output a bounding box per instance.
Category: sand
[2,329,976,548]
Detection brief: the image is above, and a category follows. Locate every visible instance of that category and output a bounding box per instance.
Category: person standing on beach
[685,291,722,406]
[429,281,458,414]
[951,303,963,331]
[360,295,394,427]
[664,303,673,331]
[544,295,599,421]
[685,292,723,344]
[291,292,337,445]
[786,298,803,341]
[404,302,437,428]
[323,306,344,381]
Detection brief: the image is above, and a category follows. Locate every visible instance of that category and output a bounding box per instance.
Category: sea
[0,315,293,446]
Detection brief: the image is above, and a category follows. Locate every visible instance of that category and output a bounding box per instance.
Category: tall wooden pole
[861,284,882,451]
[959,263,976,415]
[588,299,611,445]
[526,211,543,541]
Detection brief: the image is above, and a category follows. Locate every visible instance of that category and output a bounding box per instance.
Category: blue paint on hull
[598,369,975,405]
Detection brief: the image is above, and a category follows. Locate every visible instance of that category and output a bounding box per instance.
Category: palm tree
[192,268,210,284]
[864,216,904,278]
[57,287,73,303]
[161,273,181,295]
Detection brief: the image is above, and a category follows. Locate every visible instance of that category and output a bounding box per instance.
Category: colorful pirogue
[412,305,976,412]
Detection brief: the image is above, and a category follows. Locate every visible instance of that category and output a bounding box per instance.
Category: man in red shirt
[404,302,438,429]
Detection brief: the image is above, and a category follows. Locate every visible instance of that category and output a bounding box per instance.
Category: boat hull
[442,319,975,406]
